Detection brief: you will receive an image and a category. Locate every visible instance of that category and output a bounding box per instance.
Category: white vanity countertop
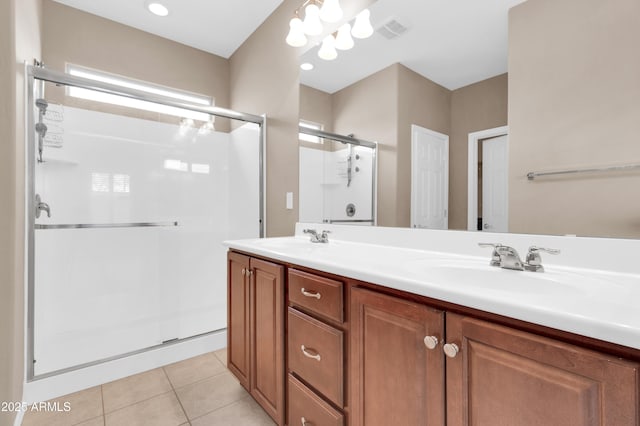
[224,224,640,350]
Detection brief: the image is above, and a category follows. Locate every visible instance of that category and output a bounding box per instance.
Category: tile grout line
[162,366,192,425]
[186,395,254,424]
[101,385,106,426]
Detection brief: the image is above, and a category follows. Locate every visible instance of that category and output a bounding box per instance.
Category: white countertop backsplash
[224,223,640,350]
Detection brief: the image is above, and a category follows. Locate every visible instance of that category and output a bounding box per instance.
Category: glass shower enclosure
[26,65,264,379]
[298,126,377,225]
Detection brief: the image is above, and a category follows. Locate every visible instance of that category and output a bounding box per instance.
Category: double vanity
[224,224,640,426]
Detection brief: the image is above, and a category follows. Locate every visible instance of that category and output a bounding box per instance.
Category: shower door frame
[25,64,266,381]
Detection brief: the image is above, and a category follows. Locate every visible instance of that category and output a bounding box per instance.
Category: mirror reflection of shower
[298,126,377,225]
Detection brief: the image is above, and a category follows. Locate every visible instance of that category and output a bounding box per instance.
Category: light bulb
[147,2,169,17]
[335,24,354,50]
[303,3,323,36]
[318,35,338,61]
[352,9,373,39]
[300,63,314,71]
[286,17,307,47]
[319,0,343,23]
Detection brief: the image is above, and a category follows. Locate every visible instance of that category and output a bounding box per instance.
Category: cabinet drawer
[288,374,343,426]
[288,269,343,323]
[288,308,344,406]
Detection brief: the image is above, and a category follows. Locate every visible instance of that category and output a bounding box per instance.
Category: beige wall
[450,74,508,230]
[332,64,399,226]
[310,65,504,229]
[1,0,41,425]
[397,65,451,227]
[42,0,231,129]
[509,0,640,238]
[230,0,301,237]
[299,84,333,133]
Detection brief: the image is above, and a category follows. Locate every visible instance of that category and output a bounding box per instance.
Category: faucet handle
[525,246,560,272]
[303,229,318,235]
[528,246,560,256]
[478,242,504,267]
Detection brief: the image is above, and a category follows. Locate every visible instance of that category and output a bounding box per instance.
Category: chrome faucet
[495,245,525,271]
[479,243,524,270]
[524,246,560,272]
[303,229,330,243]
[35,194,51,218]
[480,243,560,272]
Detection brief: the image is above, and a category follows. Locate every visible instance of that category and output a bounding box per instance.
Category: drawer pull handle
[301,288,321,300]
[301,345,321,361]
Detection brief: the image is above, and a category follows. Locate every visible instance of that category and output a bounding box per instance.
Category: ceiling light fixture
[146,2,169,17]
[285,1,373,61]
[318,35,338,61]
[319,0,343,23]
[302,2,323,36]
[335,23,354,50]
[286,13,308,47]
[352,9,373,39]
[300,63,314,71]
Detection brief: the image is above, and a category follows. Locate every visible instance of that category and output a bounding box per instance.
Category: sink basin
[397,256,630,301]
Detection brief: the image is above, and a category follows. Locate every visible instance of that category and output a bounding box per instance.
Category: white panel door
[482,135,508,232]
[411,125,449,229]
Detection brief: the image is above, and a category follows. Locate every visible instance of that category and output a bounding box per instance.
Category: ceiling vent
[376,18,409,40]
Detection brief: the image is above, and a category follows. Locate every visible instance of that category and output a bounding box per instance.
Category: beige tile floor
[22,348,276,426]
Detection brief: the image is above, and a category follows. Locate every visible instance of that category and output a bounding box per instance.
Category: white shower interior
[299,143,375,224]
[33,105,260,376]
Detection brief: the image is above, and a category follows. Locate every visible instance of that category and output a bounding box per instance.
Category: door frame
[411,125,449,229]
[466,126,508,231]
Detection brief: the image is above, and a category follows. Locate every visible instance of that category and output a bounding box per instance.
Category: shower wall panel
[298,145,375,224]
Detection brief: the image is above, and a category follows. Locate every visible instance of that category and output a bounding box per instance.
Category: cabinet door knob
[241,268,246,276]
[443,343,460,358]
[301,417,308,426]
[300,345,321,361]
[300,288,321,300]
[423,335,439,350]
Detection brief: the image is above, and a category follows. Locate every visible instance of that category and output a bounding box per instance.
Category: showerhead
[35,98,48,113]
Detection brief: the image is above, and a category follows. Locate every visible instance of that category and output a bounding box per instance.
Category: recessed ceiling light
[300,63,314,71]
[147,2,169,17]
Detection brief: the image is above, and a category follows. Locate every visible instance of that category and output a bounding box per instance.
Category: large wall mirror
[297,0,640,239]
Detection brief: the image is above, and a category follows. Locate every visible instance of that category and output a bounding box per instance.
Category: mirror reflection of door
[480,135,508,232]
[411,125,449,230]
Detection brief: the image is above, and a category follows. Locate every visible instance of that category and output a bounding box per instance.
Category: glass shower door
[30,74,262,377]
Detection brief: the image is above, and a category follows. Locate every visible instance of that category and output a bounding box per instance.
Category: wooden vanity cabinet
[350,286,639,426]
[445,312,640,426]
[226,250,640,426]
[227,252,284,425]
[350,286,446,426]
[287,268,347,426]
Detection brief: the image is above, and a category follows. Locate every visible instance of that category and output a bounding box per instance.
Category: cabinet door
[445,313,640,426]
[227,252,250,389]
[250,257,285,425]
[350,287,445,426]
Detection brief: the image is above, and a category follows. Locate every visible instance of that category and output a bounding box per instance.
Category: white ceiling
[50,0,284,58]
[300,0,526,92]
[51,0,526,93]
